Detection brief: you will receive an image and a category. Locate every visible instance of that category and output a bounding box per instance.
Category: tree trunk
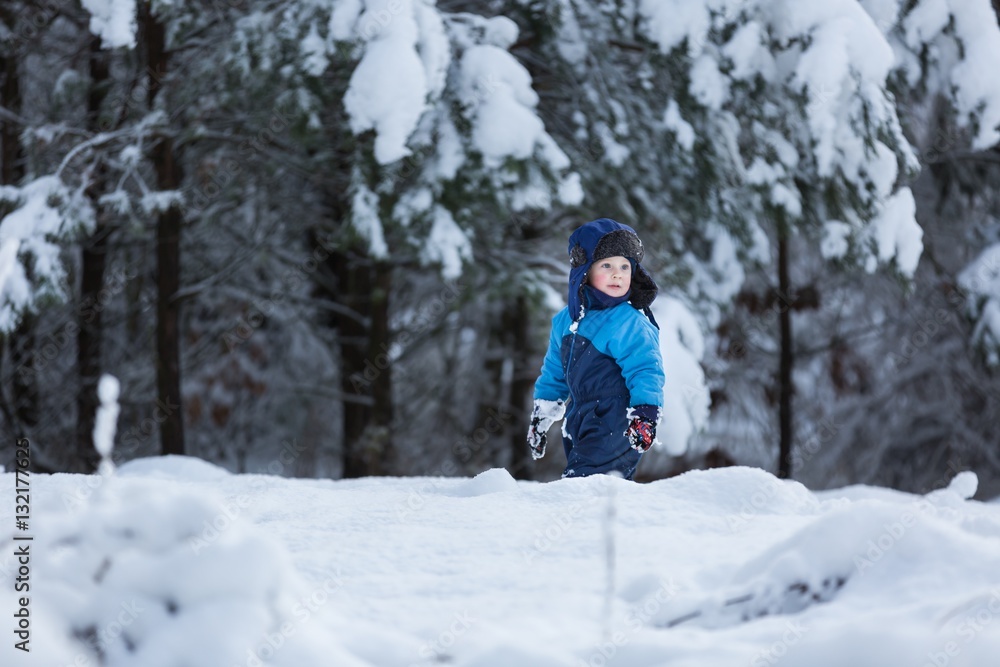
[320,243,394,478]
[777,231,794,478]
[341,254,392,478]
[152,143,184,457]
[143,1,185,457]
[75,36,112,472]
[479,295,532,479]
[368,260,394,471]
[75,225,110,471]
[0,27,41,434]
[335,248,372,478]
[1,44,23,185]
[506,296,533,479]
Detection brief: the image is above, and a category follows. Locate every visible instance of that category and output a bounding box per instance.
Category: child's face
[588,256,632,297]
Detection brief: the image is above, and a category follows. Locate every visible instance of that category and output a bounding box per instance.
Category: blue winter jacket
[534,301,664,479]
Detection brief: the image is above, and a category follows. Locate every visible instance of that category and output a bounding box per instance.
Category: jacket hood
[567,218,658,322]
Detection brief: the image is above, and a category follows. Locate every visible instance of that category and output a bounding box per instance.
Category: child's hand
[527,415,548,459]
[527,399,566,460]
[626,405,659,452]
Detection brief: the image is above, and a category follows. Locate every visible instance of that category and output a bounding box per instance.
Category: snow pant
[561,398,642,480]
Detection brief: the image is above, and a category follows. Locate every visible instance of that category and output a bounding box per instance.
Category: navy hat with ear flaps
[567,218,658,322]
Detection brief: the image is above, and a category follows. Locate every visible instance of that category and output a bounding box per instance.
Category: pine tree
[491,0,1000,479]
[219,0,580,476]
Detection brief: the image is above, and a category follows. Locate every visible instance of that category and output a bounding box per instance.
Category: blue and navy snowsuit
[533,219,664,480]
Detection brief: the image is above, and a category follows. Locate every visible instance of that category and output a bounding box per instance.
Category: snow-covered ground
[4,457,1000,667]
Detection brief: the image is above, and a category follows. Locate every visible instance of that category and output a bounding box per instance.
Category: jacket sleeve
[533,309,570,402]
[606,308,664,407]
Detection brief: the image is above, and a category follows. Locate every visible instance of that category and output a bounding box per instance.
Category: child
[527,218,664,480]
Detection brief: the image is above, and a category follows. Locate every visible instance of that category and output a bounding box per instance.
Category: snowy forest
[3,0,1000,498]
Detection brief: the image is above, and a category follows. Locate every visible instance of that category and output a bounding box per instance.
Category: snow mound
[7,461,1000,666]
[638,483,1000,637]
[22,476,367,667]
[448,467,520,497]
[117,455,232,482]
[461,642,573,667]
[947,470,979,500]
[654,466,820,520]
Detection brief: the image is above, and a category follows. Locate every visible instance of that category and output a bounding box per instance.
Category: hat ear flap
[570,244,588,268]
[629,264,658,311]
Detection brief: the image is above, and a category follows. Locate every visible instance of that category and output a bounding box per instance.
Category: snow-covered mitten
[626,405,659,452]
[527,399,566,460]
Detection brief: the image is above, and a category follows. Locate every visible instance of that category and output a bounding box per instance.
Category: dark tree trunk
[368,260,394,470]
[318,242,394,478]
[75,36,112,472]
[142,1,185,457]
[506,296,533,479]
[75,224,110,471]
[509,222,545,479]
[153,187,184,456]
[335,248,373,478]
[1,46,23,185]
[478,295,532,478]
[0,28,41,434]
[777,232,794,479]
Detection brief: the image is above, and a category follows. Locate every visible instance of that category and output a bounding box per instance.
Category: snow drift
[4,459,1000,666]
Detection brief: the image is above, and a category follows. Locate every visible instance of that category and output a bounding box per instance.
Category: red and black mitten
[625,405,659,452]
